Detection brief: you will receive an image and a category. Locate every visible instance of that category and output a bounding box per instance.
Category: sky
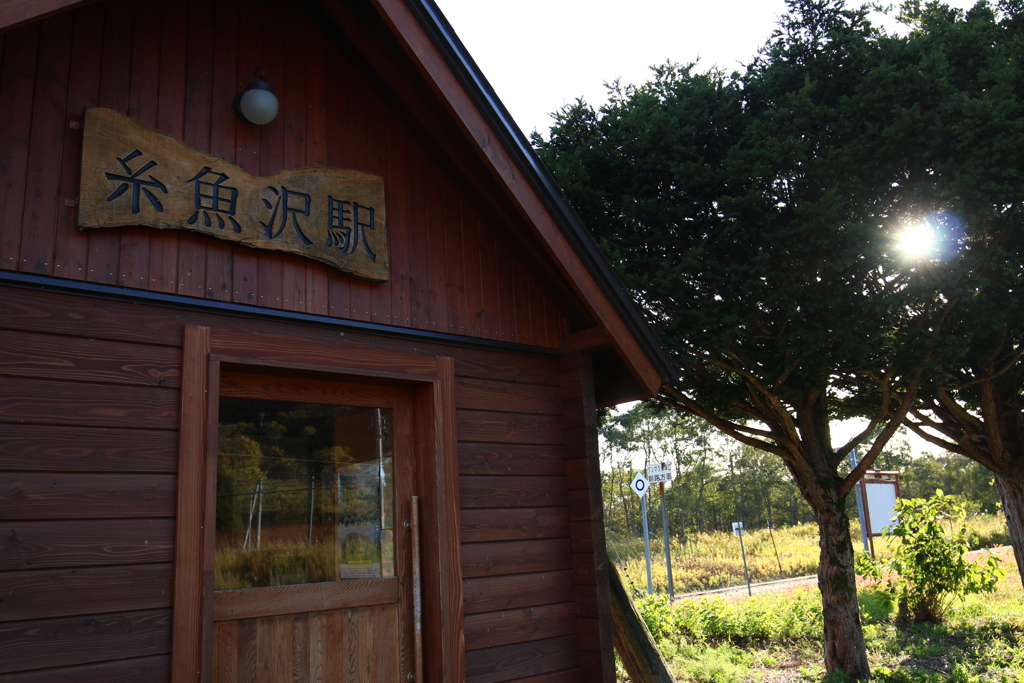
[434,0,981,138]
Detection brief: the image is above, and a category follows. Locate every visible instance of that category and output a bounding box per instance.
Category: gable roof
[365,0,678,398]
[404,0,679,385]
[0,0,678,400]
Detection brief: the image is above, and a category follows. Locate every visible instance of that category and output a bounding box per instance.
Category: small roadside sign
[647,461,675,484]
[732,521,744,536]
[630,473,650,497]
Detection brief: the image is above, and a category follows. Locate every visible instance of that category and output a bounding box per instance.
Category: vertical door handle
[411,496,424,683]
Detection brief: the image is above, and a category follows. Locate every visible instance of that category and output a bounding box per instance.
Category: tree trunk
[994,468,1024,587]
[816,498,870,680]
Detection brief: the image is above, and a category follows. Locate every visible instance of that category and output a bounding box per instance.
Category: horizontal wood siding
[0,284,602,681]
[0,655,170,683]
[0,610,172,675]
[456,357,583,683]
[0,0,622,678]
[0,0,571,349]
[0,299,180,677]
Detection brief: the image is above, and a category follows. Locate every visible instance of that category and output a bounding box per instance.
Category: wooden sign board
[78,108,388,282]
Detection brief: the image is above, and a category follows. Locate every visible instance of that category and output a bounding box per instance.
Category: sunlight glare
[896,223,936,258]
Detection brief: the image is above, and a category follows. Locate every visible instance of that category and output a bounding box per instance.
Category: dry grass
[610,514,1012,596]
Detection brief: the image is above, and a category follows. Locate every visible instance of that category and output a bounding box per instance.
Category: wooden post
[660,482,674,599]
[609,564,675,683]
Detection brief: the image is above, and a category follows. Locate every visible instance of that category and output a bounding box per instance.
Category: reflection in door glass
[215,398,393,590]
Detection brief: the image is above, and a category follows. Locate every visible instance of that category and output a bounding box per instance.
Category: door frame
[170,325,464,682]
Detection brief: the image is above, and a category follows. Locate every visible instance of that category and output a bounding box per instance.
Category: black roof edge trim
[402,0,679,384]
[0,271,561,358]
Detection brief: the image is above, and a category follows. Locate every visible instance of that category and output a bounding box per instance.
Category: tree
[868,0,1024,588]
[900,453,999,512]
[599,404,813,544]
[535,1,1017,676]
[600,403,716,536]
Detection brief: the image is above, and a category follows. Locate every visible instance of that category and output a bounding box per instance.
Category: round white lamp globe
[234,68,278,126]
[238,87,278,126]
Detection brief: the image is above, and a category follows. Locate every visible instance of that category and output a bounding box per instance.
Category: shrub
[857,491,1004,623]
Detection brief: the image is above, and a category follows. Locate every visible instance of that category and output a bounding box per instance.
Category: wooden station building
[0,1,676,681]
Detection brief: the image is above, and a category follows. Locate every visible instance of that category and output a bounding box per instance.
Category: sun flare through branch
[896,222,936,258]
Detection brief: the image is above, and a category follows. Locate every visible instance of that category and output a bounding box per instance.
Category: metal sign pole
[641,493,653,595]
[849,449,870,553]
[734,522,752,596]
[630,472,654,595]
[659,481,674,599]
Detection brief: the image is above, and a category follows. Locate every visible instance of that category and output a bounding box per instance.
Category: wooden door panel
[213,605,400,683]
[213,577,399,621]
[211,377,412,683]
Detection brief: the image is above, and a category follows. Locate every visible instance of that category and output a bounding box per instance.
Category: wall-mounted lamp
[233,68,279,125]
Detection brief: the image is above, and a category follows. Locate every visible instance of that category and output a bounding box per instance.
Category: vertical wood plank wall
[0,0,569,349]
[0,285,605,682]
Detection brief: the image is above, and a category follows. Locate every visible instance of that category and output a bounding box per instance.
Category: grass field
[613,514,1022,682]
[629,555,1023,682]
[609,514,1012,596]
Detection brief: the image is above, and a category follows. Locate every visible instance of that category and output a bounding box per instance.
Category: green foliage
[637,591,823,645]
[541,2,1024,670]
[623,567,1023,683]
[600,404,815,539]
[667,642,753,683]
[537,0,952,424]
[611,512,1010,596]
[899,454,1000,514]
[857,492,1005,622]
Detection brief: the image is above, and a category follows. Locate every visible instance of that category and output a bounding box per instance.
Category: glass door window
[215,398,395,590]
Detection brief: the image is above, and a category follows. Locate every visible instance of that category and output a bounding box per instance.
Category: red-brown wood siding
[0,0,572,348]
[0,291,179,678]
[456,370,582,682]
[0,285,604,682]
[560,353,616,682]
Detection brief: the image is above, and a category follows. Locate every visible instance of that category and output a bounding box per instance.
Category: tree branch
[692,350,802,446]
[657,386,793,459]
[835,369,895,461]
[840,374,920,498]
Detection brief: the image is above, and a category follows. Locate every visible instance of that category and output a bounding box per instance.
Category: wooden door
[210,372,415,682]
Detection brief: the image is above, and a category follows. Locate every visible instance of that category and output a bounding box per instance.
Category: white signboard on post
[630,473,651,497]
[865,482,898,535]
[646,462,675,484]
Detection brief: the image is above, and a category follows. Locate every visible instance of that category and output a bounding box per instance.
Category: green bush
[671,642,752,683]
[636,590,823,644]
[857,491,1004,623]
